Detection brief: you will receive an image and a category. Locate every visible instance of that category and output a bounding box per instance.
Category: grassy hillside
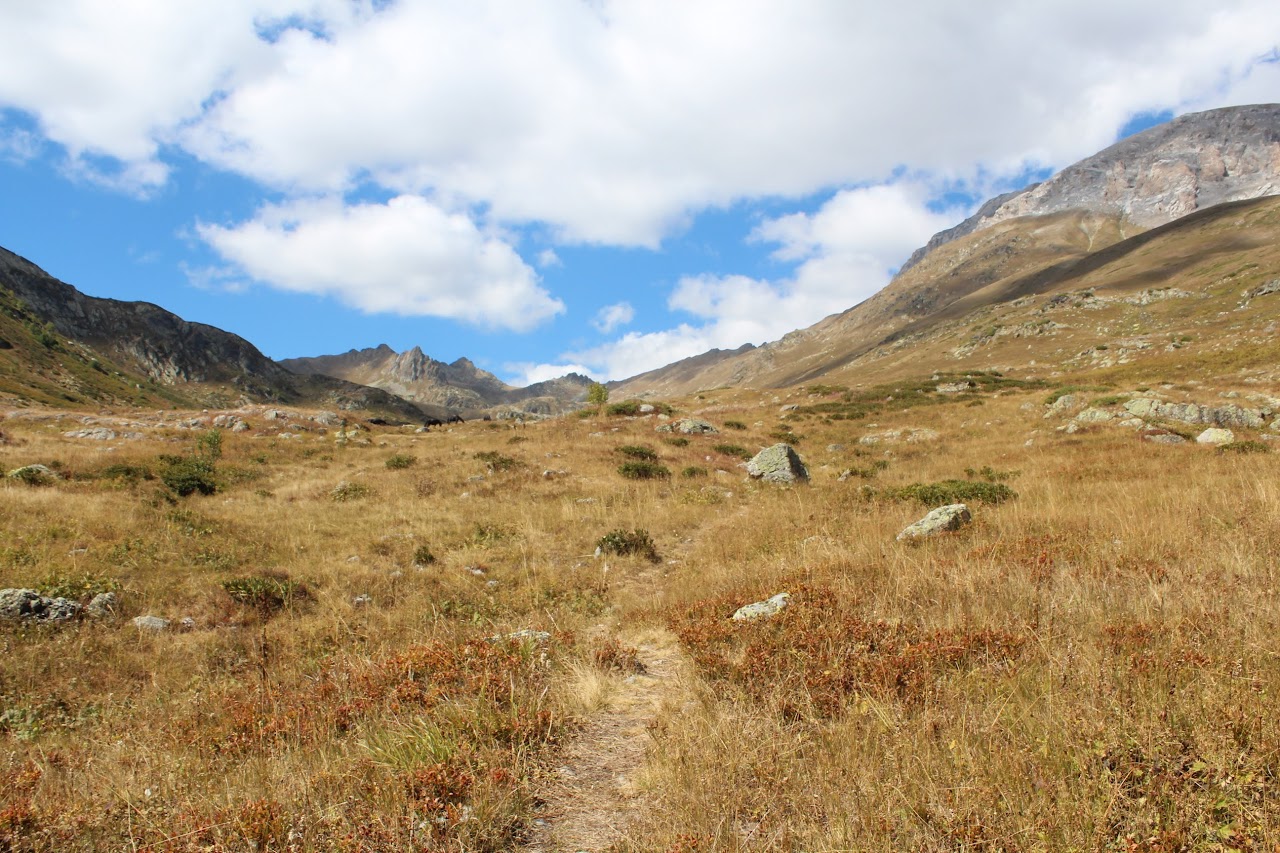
[2,363,1278,848]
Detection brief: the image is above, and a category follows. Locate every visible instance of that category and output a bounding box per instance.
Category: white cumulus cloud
[592,302,635,333]
[196,195,564,331]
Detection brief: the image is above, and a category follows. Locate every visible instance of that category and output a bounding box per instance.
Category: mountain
[612,104,1280,398]
[0,246,432,420]
[281,345,592,416]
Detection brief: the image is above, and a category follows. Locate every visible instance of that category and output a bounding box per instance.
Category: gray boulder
[746,444,809,484]
[897,504,972,541]
[732,592,791,622]
[0,588,80,621]
[1074,407,1115,424]
[673,418,719,435]
[132,615,170,632]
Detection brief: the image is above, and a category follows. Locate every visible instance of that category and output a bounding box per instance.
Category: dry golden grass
[1,383,1279,850]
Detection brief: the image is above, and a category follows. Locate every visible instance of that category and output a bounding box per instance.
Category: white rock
[732,592,791,621]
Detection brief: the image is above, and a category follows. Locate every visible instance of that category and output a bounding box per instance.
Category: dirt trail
[522,628,690,853]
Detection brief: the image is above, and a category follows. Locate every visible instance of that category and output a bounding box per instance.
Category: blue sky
[1,2,1277,386]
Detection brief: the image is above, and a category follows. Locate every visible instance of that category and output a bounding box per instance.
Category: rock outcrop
[897,504,973,541]
[746,444,809,484]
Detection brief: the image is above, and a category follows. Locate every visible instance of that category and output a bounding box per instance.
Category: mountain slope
[0,246,431,419]
[282,345,592,416]
[613,104,1280,398]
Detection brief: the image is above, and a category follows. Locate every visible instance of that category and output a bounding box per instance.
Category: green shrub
[681,466,708,478]
[413,545,437,566]
[1218,440,1269,454]
[767,428,802,445]
[39,571,121,601]
[616,445,658,461]
[663,437,690,447]
[385,453,417,470]
[1090,395,1128,407]
[221,573,307,615]
[98,463,154,484]
[196,428,224,460]
[711,444,752,460]
[883,479,1016,506]
[8,466,56,487]
[723,420,747,430]
[473,451,519,472]
[586,381,609,406]
[618,461,671,480]
[606,399,673,416]
[160,457,218,497]
[963,465,1018,483]
[596,529,659,562]
[331,481,372,501]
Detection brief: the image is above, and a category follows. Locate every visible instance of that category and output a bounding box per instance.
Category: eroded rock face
[902,105,1280,272]
[897,504,972,541]
[746,444,809,484]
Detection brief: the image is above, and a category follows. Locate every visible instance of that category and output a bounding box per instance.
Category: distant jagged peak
[903,103,1280,273]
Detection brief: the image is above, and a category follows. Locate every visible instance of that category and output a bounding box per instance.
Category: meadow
[1,370,1278,851]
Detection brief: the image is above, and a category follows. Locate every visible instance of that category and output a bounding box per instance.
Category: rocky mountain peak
[903,103,1280,272]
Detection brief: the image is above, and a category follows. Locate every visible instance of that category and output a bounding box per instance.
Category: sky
[1,2,1278,386]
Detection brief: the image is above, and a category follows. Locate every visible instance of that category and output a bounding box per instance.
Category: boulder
[132,615,170,632]
[312,411,343,427]
[746,444,809,484]
[674,418,719,435]
[897,504,972,541]
[1195,428,1235,446]
[732,592,791,622]
[937,381,976,394]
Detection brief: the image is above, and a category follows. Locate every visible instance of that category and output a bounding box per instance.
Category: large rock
[87,592,119,618]
[897,504,972,541]
[63,427,117,440]
[1074,407,1115,424]
[732,592,791,622]
[7,464,58,485]
[746,444,809,484]
[1195,428,1235,446]
[132,615,170,632]
[673,418,719,435]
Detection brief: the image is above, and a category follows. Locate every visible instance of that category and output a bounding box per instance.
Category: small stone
[638,404,655,414]
[826,443,845,452]
[133,615,170,632]
[87,591,119,618]
[352,594,372,607]
[732,592,791,621]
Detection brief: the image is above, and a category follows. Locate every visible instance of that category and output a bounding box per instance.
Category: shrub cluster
[882,479,1017,505]
[596,528,660,562]
[711,444,752,460]
[221,573,308,616]
[618,461,671,480]
[473,451,520,472]
[385,453,417,470]
[616,444,659,461]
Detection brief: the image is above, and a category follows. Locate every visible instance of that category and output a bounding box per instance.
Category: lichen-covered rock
[746,444,809,484]
[1195,428,1235,446]
[1141,428,1187,445]
[0,589,80,621]
[732,592,791,622]
[133,615,170,632]
[897,504,972,541]
[1074,407,1115,424]
[87,592,119,618]
[673,418,718,435]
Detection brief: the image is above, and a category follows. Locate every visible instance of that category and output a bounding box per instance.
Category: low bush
[413,545,437,566]
[712,444,752,460]
[596,529,660,562]
[98,463,154,484]
[473,451,520,472]
[618,461,671,480]
[331,481,372,501]
[221,573,308,616]
[159,456,218,497]
[882,479,1016,505]
[616,444,658,461]
[1219,440,1269,454]
[681,466,708,478]
[723,420,747,430]
[663,436,690,447]
[385,454,417,470]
